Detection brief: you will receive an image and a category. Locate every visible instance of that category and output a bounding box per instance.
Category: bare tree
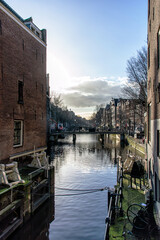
[95,104,105,112]
[122,46,147,109]
[51,92,63,108]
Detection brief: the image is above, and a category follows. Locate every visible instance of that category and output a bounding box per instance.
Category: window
[14,120,23,146]
[149,20,151,32]
[31,26,35,33]
[157,83,160,102]
[148,44,150,69]
[157,29,160,68]
[154,173,160,202]
[144,122,147,138]
[1,63,3,81]
[153,7,155,20]
[148,0,150,17]
[18,81,23,104]
[157,130,160,157]
[36,31,40,37]
[22,39,25,50]
[0,20,2,35]
[36,49,38,60]
[42,84,44,95]
[148,104,151,142]
[35,110,36,120]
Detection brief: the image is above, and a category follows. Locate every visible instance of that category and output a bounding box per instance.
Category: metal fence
[104,165,123,240]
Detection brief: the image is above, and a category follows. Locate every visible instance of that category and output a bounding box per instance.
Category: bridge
[49,130,125,143]
[51,130,122,135]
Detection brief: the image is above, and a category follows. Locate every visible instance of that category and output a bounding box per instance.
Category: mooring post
[121,160,124,187]
[140,177,141,189]
[73,134,76,143]
[108,191,111,209]
[111,193,116,224]
[105,190,111,240]
[101,134,104,145]
[117,158,119,183]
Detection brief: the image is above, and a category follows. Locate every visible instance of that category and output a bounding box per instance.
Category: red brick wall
[147,0,160,120]
[0,7,47,162]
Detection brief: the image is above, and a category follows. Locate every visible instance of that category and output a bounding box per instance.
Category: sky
[6,0,148,119]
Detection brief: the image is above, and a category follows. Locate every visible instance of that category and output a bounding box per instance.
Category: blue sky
[6,0,147,118]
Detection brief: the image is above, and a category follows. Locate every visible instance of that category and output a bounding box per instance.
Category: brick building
[116,99,127,130]
[0,0,47,163]
[147,0,160,223]
[110,99,119,129]
[105,104,111,129]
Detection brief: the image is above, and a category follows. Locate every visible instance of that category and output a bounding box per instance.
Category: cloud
[62,92,111,107]
[69,80,121,95]
[61,76,125,108]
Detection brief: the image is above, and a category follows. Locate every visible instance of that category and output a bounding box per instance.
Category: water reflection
[10,134,131,240]
[8,197,55,240]
[49,134,117,240]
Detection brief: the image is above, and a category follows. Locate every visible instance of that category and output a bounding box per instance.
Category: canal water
[9,134,119,240]
[50,134,117,240]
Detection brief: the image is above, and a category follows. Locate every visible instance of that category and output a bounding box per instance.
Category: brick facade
[147,0,160,223]
[0,1,47,163]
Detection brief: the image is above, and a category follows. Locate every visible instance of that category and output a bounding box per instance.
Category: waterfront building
[95,107,104,128]
[110,98,119,129]
[105,104,111,129]
[102,107,106,129]
[147,0,160,224]
[0,0,47,163]
[116,99,127,130]
[106,104,111,129]
[115,99,144,134]
[46,74,51,142]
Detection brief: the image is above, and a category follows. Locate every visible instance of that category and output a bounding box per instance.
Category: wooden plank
[0,218,23,240]
[10,146,47,160]
[0,200,22,221]
[32,193,49,212]
[32,179,48,193]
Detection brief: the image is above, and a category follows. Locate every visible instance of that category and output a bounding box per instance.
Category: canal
[9,134,123,240]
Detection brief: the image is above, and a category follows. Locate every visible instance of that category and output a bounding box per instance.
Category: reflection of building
[10,198,55,240]
[0,0,47,163]
[147,0,160,224]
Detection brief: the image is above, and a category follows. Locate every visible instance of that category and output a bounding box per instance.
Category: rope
[13,186,109,197]
[55,186,109,192]
[55,189,106,196]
